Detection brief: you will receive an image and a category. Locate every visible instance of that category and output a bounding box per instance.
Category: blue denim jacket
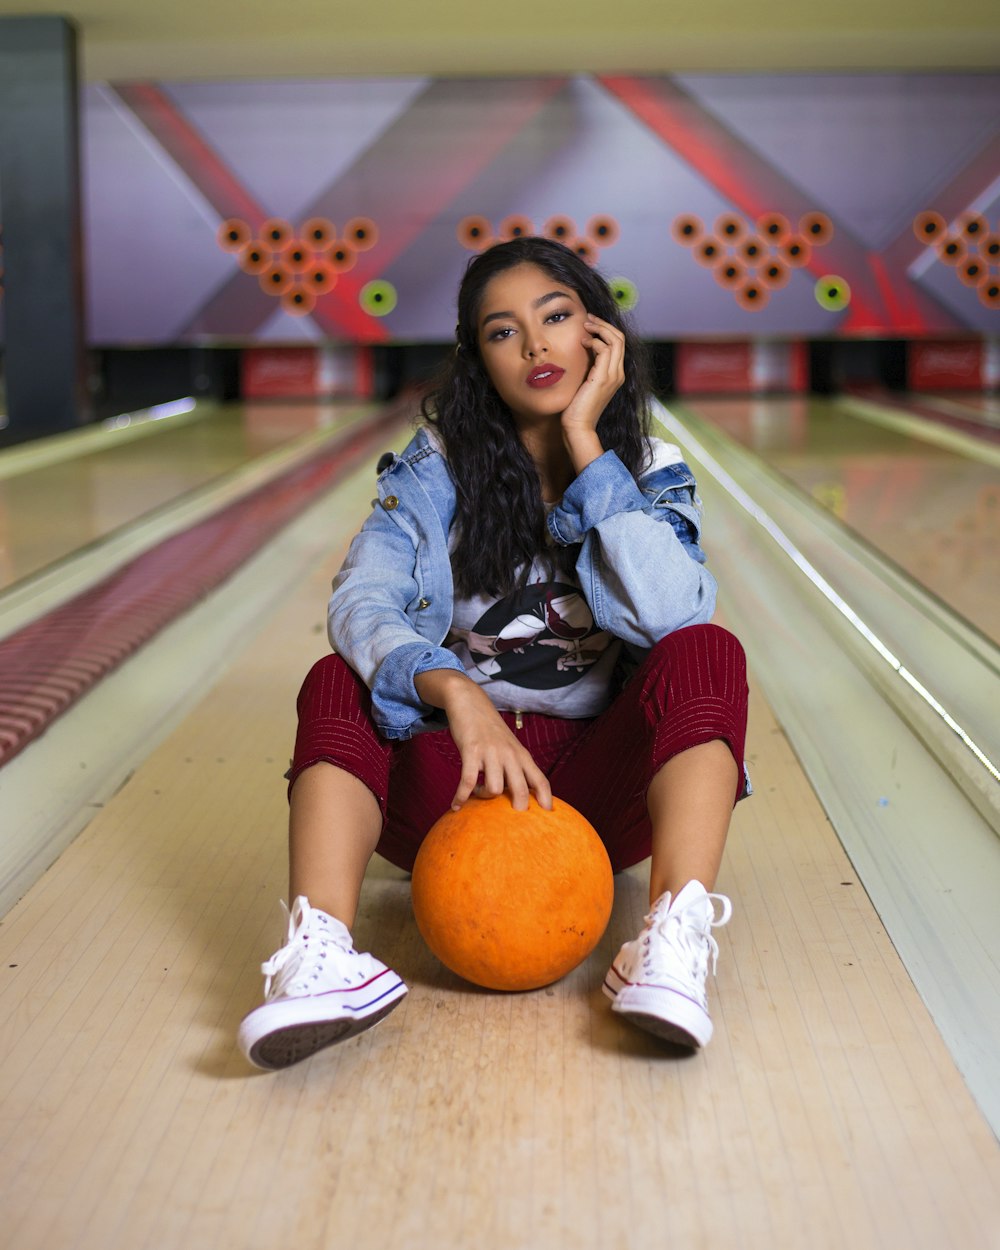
[328,423,719,741]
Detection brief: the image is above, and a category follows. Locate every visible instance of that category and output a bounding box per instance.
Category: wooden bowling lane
[0,400,361,592]
[1,497,998,1250]
[912,391,1000,428]
[685,396,1000,645]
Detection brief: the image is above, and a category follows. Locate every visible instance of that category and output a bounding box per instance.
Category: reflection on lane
[687,397,1000,646]
[923,392,1000,420]
[0,402,348,591]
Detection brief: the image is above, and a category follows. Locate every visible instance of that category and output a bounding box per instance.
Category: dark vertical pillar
[0,16,88,444]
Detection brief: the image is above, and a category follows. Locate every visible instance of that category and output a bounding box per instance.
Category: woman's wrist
[414,666,479,711]
[561,427,605,477]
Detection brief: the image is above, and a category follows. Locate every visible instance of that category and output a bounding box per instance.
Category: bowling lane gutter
[892,392,1000,434]
[0,413,413,923]
[657,397,999,826]
[0,399,411,772]
[0,396,206,480]
[654,397,1000,1139]
[0,402,383,639]
[834,393,1000,467]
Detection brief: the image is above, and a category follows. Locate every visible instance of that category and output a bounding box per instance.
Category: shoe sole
[240,979,408,1071]
[603,968,711,1049]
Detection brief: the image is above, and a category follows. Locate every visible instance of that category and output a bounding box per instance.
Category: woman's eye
[486,309,571,341]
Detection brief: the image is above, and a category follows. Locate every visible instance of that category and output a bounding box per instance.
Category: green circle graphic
[360,280,398,317]
[609,277,638,312]
[815,275,851,311]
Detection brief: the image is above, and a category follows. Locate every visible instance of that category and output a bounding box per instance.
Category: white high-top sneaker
[238,896,408,1070]
[603,881,732,1048]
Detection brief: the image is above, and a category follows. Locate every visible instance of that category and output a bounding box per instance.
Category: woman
[238,237,749,1071]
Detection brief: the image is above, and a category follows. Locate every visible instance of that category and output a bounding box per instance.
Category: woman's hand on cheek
[560,314,626,437]
[560,315,624,474]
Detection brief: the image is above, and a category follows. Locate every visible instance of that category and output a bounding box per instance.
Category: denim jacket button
[417,598,431,609]
[382,495,399,510]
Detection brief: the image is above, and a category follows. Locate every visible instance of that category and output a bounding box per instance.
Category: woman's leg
[288,764,383,930]
[284,654,394,928]
[546,622,749,888]
[239,655,405,1070]
[285,654,476,922]
[641,624,747,903]
[645,739,739,903]
[542,623,749,1048]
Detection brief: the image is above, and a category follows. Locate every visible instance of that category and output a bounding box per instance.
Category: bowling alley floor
[0,398,368,591]
[1,398,999,1250]
[682,393,1000,645]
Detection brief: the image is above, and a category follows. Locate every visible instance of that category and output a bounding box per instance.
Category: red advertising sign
[676,341,807,394]
[241,347,375,399]
[908,340,984,390]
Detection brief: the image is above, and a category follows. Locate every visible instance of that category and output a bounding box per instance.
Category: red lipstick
[526,365,565,388]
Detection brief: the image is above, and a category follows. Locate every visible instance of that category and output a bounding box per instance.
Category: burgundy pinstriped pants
[288,623,749,873]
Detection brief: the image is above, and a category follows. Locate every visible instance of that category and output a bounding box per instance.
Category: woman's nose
[525,331,549,358]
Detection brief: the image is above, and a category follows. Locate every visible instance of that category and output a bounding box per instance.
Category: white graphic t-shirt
[445,511,622,718]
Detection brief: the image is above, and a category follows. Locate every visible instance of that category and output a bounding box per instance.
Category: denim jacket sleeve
[546,437,717,646]
[327,430,465,740]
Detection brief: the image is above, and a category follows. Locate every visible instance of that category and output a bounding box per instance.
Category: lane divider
[654,399,1000,789]
[0,398,202,483]
[0,404,381,642]
[838,394,1000,468]
[0,402,409,769]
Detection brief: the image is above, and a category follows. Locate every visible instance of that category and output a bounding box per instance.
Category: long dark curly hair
[421,236,652,598]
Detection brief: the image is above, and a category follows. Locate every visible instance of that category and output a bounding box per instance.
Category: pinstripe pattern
[549,624,748,870]
[288,624,748,872]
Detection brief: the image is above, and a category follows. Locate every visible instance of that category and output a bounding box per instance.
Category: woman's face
[474,263,593,423]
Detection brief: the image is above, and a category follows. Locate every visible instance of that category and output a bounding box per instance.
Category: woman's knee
[296,652,366,712]
[635,624,749,715]
[301,651,354,687]
[649,623,746,672]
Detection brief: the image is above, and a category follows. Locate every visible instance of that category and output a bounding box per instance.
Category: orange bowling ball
[411,795,614,992]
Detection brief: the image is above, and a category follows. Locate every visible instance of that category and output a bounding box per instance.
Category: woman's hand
[560,314,626,439]
[414,669,553,812]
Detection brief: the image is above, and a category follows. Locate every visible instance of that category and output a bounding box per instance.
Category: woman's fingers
[586,315,624,348]
[445,689,554,814]
[504,765,531,811]
[562,327,624,432]
[454,748,552,814]
[526,761,553,811]
[586,317,624,377]
[478,756,507,799]
[452,763,481,810]
[583,317,624,385]
[500,751,554,813]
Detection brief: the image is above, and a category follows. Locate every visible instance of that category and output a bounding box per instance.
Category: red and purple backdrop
[16,74,1000,343]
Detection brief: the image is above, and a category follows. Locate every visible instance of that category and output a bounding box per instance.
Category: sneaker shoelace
[261,898,357,999]
[642,891,733,988]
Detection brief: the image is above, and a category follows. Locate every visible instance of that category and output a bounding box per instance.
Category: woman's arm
[560,311,625,459]
[544,313,716,645]
[328,503,467,738]
[329,469,555,812]
[547,442,717,646]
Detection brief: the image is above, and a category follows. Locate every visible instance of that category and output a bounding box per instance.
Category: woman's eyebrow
[481,290,573,327]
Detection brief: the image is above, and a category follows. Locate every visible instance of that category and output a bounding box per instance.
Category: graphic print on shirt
[459,581,612,690]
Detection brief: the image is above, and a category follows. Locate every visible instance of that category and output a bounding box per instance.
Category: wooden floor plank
[2,531,999,1250]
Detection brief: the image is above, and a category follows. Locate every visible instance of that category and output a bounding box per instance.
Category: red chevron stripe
[597,75,957,334]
